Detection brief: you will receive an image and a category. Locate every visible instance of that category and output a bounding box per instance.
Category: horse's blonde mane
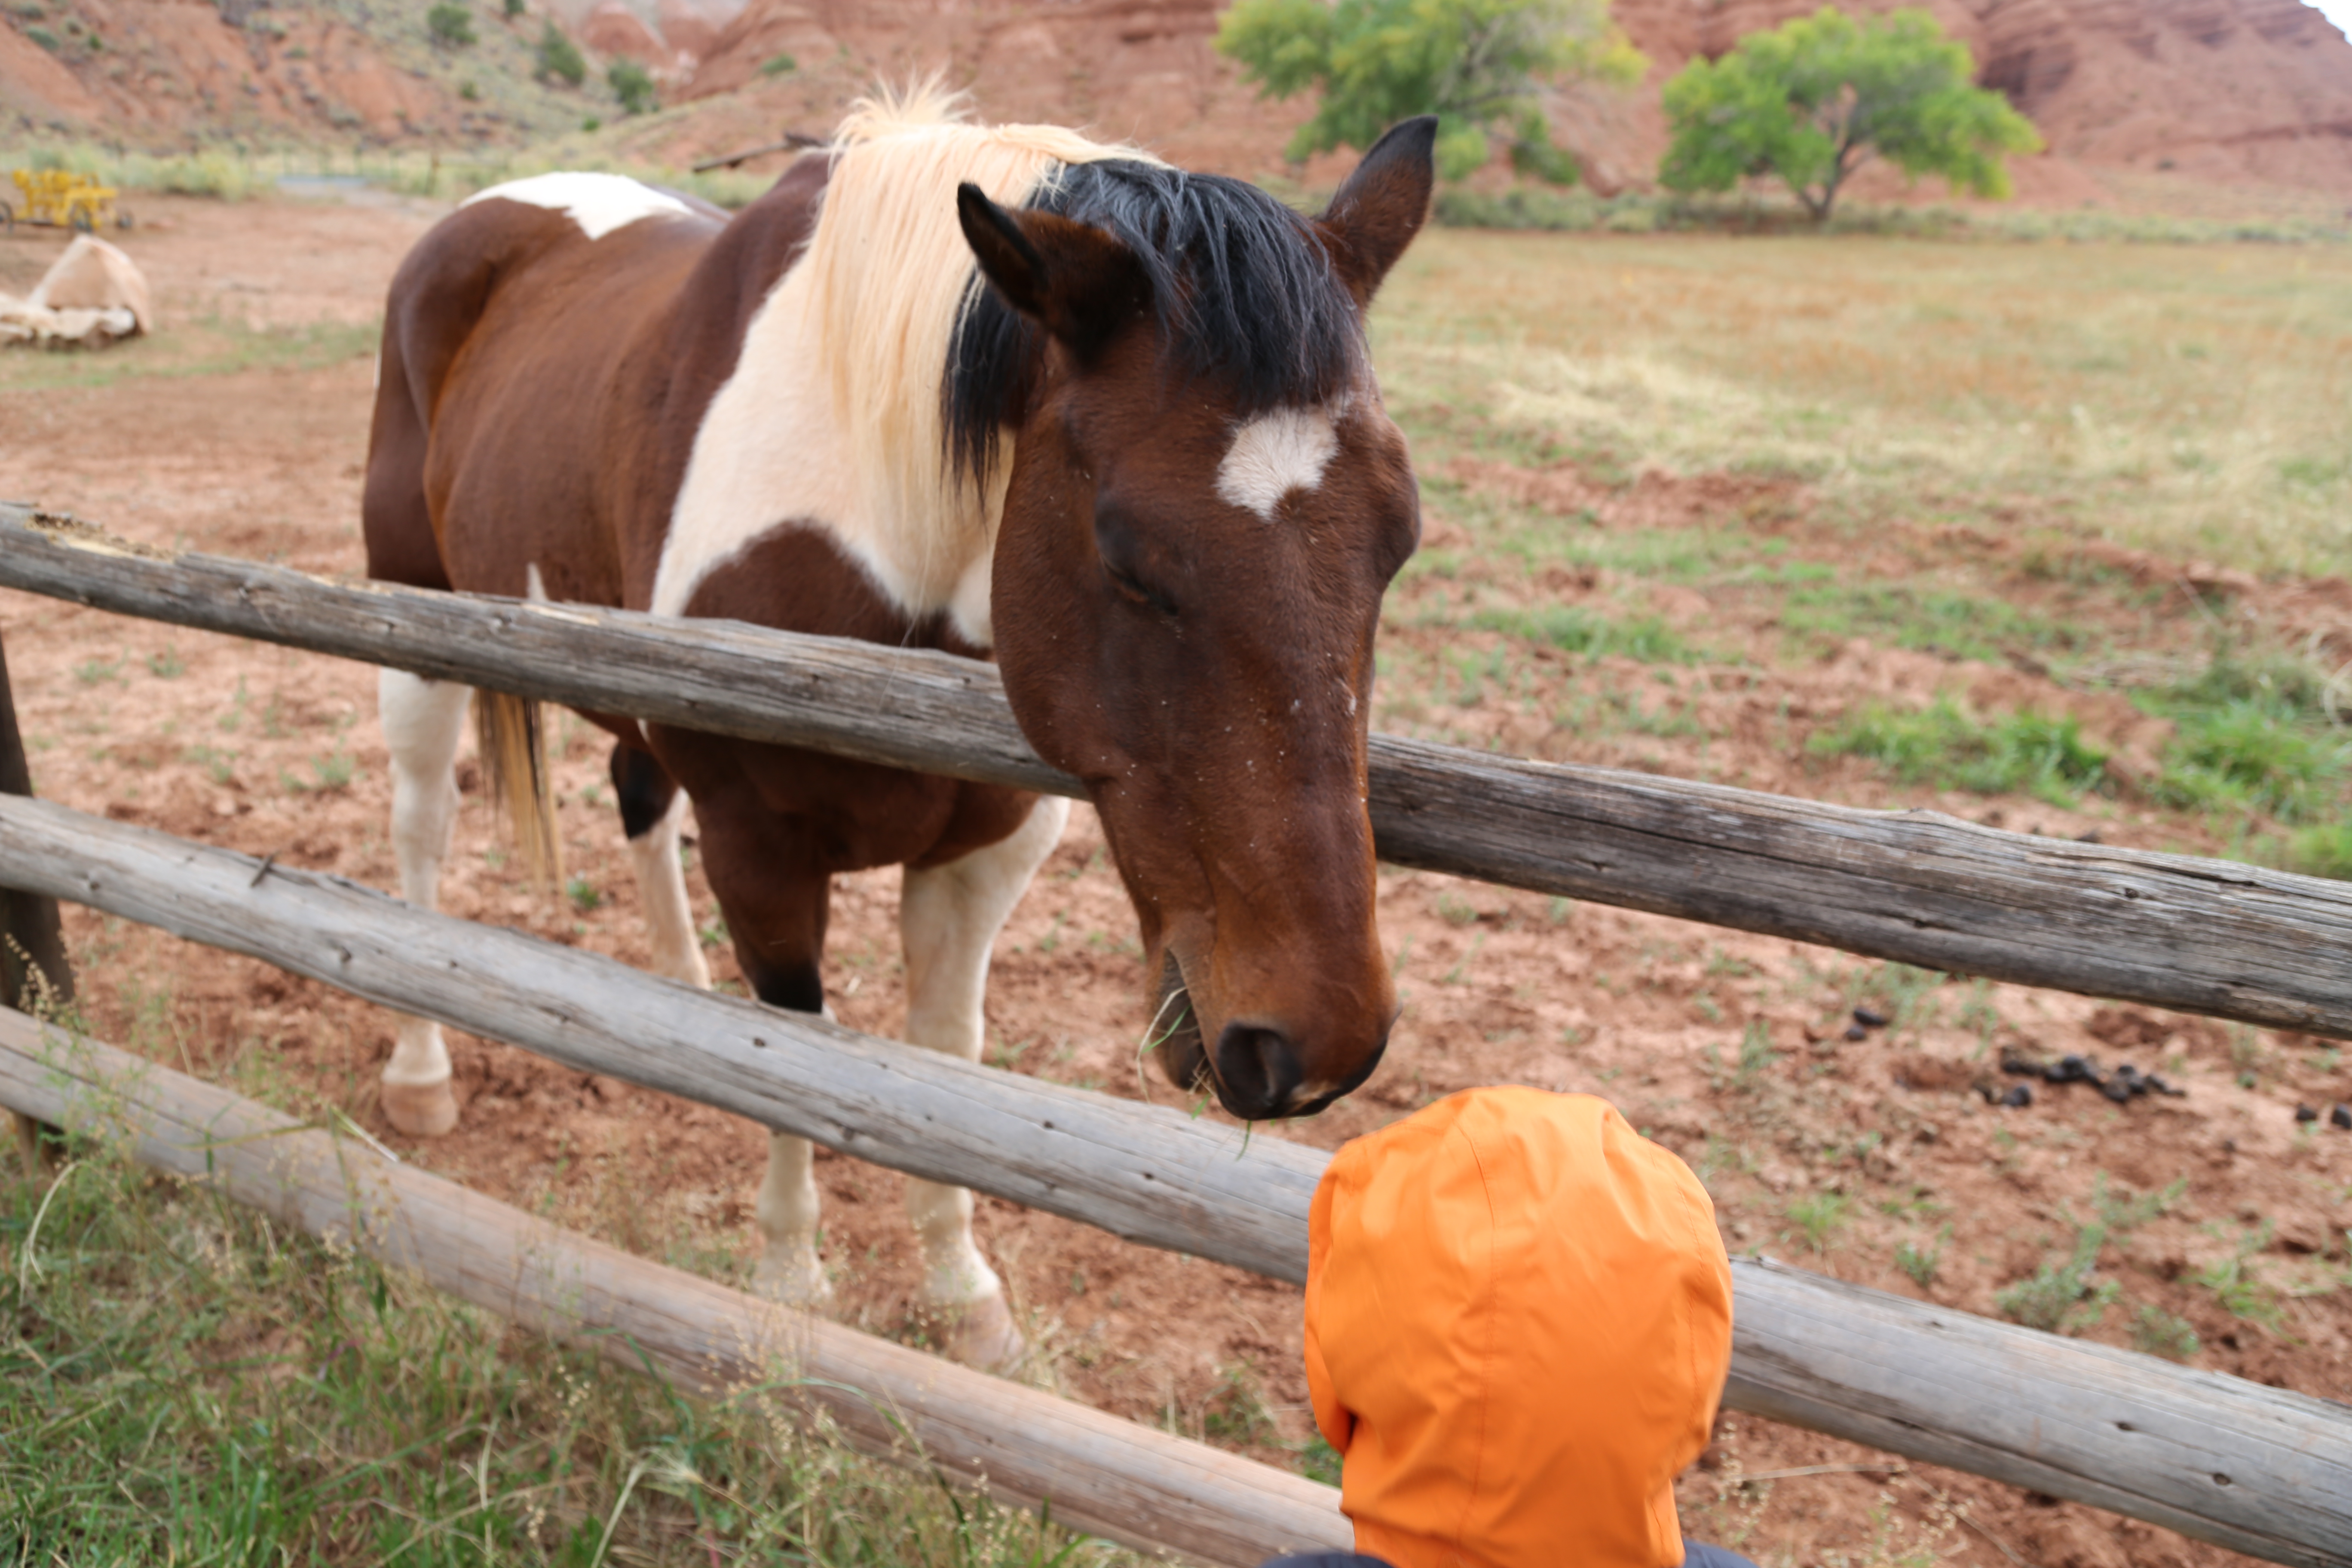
[801,83,1161,558]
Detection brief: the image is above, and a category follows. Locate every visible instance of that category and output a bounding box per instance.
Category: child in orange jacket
[1267,1086,1757,1568]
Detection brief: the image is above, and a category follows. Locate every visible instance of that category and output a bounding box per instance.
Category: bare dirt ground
[3,193,2348,1568]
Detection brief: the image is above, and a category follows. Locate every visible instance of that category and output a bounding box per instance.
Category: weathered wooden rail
[4,505,2348,1039]
[0,1009,1352,1568]
[2,795,2346,1568]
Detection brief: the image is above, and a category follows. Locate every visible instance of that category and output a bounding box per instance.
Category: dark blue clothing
[1685,1546,1762,1568]
[1260,1548,1759,1568]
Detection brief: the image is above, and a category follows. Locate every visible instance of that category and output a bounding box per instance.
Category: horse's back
[364,167,819,606]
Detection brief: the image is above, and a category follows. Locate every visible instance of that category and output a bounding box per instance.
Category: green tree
[1659,6,2041,222]
[426,1,476,48]
[609,58,658,116]
[1216,0,1646,184]
[536,18,585,86]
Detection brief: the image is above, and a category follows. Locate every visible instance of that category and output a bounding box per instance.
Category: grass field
[1368,228,2352,875]
[1377,230,2352,578]
[2,1096,1133,1568]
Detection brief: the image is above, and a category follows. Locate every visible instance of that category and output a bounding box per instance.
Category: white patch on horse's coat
[897,795,1069,1305]
[1216,404,1341,519]
[462,172,690,242]
[652,263,880,621]
[654,109,1157,640]
[524,562,548,602]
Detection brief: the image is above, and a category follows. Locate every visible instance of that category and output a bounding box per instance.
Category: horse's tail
[474,689,562,891]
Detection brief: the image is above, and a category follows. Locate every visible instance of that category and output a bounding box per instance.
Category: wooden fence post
[0,622,72,1172]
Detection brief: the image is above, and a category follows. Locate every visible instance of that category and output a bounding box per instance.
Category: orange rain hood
[1304,1087,1733,1568]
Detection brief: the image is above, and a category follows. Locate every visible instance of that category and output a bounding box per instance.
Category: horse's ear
[956,183,1149,360]
[1317,117,1438,305]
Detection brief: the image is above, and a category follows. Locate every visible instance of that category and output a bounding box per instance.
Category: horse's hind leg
[377,669,472,1136]
[898,794,1069,1371]
[610,743,710,989]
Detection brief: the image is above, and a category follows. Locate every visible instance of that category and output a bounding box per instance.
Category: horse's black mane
[943,159,1361,486]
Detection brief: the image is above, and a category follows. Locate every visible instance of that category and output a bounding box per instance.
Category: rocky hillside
[0,0,620,144]
[668,0,2352,198]
[5,0,2349,203]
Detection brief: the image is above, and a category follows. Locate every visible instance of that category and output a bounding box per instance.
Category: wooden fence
[3,509,2351,1564]
[0,795,2346,1567]
[0,1009,1352,1567]
[4,505,2350,1040]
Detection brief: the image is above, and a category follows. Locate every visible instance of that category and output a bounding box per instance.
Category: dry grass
[1372,231,2352,577]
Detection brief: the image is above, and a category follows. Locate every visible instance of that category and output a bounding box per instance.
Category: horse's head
[954,120,1435,1121]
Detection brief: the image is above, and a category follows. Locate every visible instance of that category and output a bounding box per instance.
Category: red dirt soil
[1,194,2347,1568]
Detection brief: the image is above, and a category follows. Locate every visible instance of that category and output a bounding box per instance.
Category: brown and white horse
[362,91,1433,1366]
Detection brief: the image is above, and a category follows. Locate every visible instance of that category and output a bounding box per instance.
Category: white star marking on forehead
[1216,404,1342,519]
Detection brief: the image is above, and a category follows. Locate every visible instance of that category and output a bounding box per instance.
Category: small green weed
[1200,1363,1281,1450]
[2130,1303,2202,1362]
[181,744,236,786]
[1995,1222,2118,1334]
[2196,1223,2288,1333]
[1436,891,1480,927]
[1785,1191,1848,1254]
[301,750,355,792]
[144,646,185,679]
[1781,584,2071,663]
[1469,603,1698,663]
[1894,1226,1947,1286]
[1815,700,2109,804]
[567,876,602,913]
[2092,1173,2187,1232]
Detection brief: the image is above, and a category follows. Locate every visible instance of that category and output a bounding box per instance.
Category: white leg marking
[900,796,1070,1311]
[378,670,472,1134]
[1216,404,1342,519]
[753,1129,830,1308]
[626,791,711,989]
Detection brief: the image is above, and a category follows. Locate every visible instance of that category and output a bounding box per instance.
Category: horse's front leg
[691,796,836,1310]
[898,793,1069,1371]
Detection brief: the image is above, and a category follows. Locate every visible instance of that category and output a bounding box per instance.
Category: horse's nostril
[1214,1023,1303,1119]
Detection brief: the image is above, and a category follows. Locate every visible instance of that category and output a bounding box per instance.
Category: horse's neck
[650,231,1000,648]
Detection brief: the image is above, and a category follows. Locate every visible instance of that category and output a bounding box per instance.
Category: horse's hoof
[380,1078,459,1137]
[751,1255,835,1312]
[930,1292,1025,1373]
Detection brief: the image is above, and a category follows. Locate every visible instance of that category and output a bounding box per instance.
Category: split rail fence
[1,506,2349,1566]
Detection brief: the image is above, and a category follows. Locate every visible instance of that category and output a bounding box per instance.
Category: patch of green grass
[2,1141,1133,1565]
[2092,1173,2187,1233]
[1466,603,1699,662]
[2130,1303,2202,1362]
[2272,823,2352,880]
[1295,1431,1342,1487]
[1200,1363,1280,1449]
[1780,584,2075,663]
[1995,1222,2118,1335]
[2196,1223,2289,1334]
[567,876,602,913]
[1813,699,2110,805]
[1785,1191,1848,1254]
[1893,1227,1945,1287]
[0,316,379,396]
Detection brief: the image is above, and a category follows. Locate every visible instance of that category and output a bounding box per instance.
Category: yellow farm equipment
[3,170,129,235]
